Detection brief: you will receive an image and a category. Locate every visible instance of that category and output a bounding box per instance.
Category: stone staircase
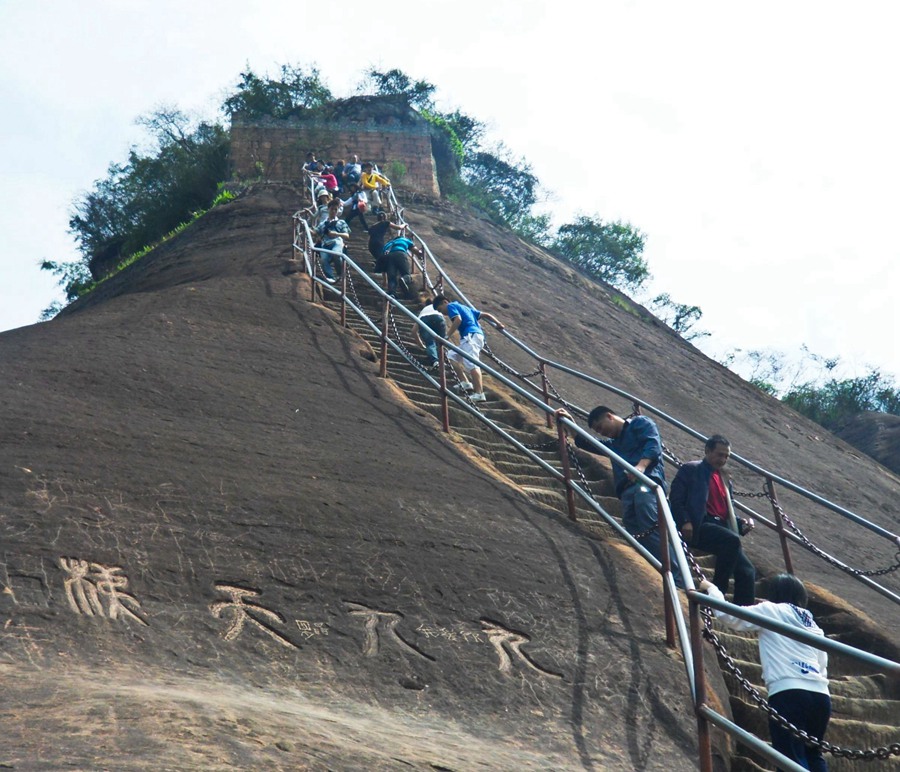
[692,552,900,770]
[323,253,618,528]
[313,235,900,770]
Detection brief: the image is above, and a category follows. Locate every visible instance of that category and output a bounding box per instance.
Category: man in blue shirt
[572,406,682,586]
[432,294,504,403]
[382,236,422,298]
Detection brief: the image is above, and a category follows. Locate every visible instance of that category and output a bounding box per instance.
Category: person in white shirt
[703,574,831,771]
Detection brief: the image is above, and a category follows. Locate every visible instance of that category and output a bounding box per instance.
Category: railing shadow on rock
[290,178,900,772]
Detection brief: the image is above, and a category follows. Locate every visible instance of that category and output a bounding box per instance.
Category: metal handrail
[397,218,900,596]
[290,181,900,771]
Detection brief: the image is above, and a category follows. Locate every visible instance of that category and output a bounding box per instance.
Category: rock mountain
[1,182,897,770]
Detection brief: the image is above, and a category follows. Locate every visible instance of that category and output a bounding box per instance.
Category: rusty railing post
[340,255,347,327]
[379,296,389,378]
[438,342,450,432]
[556,421,577,521]
[765,476,794,574]
[540,362,552,428]
[690,593,714,772]
[658,495,677,648]
[310,249,318,302]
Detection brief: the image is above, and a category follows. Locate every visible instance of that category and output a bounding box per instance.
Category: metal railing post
[540,362,552,428]
[438,342,450,432]
[658,496,677,648]
[310,251,317,302]
[340,256,347,327]
[689,594,714,772]
[765,476,795,574]
[379,296,389,378]
[556,425,577,521]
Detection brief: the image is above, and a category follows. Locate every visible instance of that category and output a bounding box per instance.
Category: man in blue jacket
[669,435,755,605]
[573,406,682,586]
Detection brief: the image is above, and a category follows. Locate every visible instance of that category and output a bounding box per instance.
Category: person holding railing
[670,435,756,605]
[368,211,406,268]
[342,153,362,187]
[361,162,391,213]
[306,190,333,230]
[381,236,421,299]
[315,199,351,284]
[702,574,831,772]
[341,183,370,233]
[432,294,504,404]
[413,297,447,370]
[570,406,683,586]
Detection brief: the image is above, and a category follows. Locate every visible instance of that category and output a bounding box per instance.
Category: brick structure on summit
[229,95,441,196]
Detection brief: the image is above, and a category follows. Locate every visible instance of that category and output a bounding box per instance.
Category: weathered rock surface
[1,183,897,770]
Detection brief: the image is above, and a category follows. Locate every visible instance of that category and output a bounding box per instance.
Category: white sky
[1,0,897,386]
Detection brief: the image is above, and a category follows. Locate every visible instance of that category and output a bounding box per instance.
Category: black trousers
[385,251,411,296]
[768,689,831,772]
[693,516,756,605]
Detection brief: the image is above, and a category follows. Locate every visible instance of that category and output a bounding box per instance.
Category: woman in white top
[702,574,831,771]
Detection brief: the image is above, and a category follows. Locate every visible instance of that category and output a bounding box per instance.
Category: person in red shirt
[669,435,756,604]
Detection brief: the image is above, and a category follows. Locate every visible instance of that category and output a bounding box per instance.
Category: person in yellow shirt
[360,163,391,211]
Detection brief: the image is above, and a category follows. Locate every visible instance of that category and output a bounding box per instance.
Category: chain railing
[290,181,900,771]
[398,210,900,614]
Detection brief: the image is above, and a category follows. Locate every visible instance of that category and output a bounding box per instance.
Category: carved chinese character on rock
[346,602,434,661]
[480,619,561,678]
[210,584,298,650]
[58,557,148,626]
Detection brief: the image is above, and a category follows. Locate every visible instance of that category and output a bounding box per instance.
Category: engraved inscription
[210,584,297,649]
[346,602,435,661]
[58,557,148,626]
[481,619,561,678]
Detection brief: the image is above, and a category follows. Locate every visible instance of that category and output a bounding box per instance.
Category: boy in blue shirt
[432,294,504,403]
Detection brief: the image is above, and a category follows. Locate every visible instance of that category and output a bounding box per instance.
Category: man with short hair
[432,295,504,403]
[571,406,682,586]
[361,162,391,210]
[669,435,756,605]
[315,199,350,284]
[342,154,362,186]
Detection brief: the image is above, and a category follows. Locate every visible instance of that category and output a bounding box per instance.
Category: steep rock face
[4,183,897,768]
[835,412,900,477]
[1,185,708,770]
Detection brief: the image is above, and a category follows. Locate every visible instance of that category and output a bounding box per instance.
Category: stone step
[731,695,900,770]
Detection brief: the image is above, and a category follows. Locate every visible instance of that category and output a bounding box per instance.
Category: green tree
[357,67,436,109]
[461,144,541,232]
[783,369,900,428]
[650,293,709,341]
[223,65,332,118]
[551,215,649,291]
[438,109,484,152]
[45,108,229,302]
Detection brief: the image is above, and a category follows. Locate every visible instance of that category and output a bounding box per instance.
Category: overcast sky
[2,0,897,387]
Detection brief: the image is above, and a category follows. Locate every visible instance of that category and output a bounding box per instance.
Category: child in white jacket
[702,574,831,771]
